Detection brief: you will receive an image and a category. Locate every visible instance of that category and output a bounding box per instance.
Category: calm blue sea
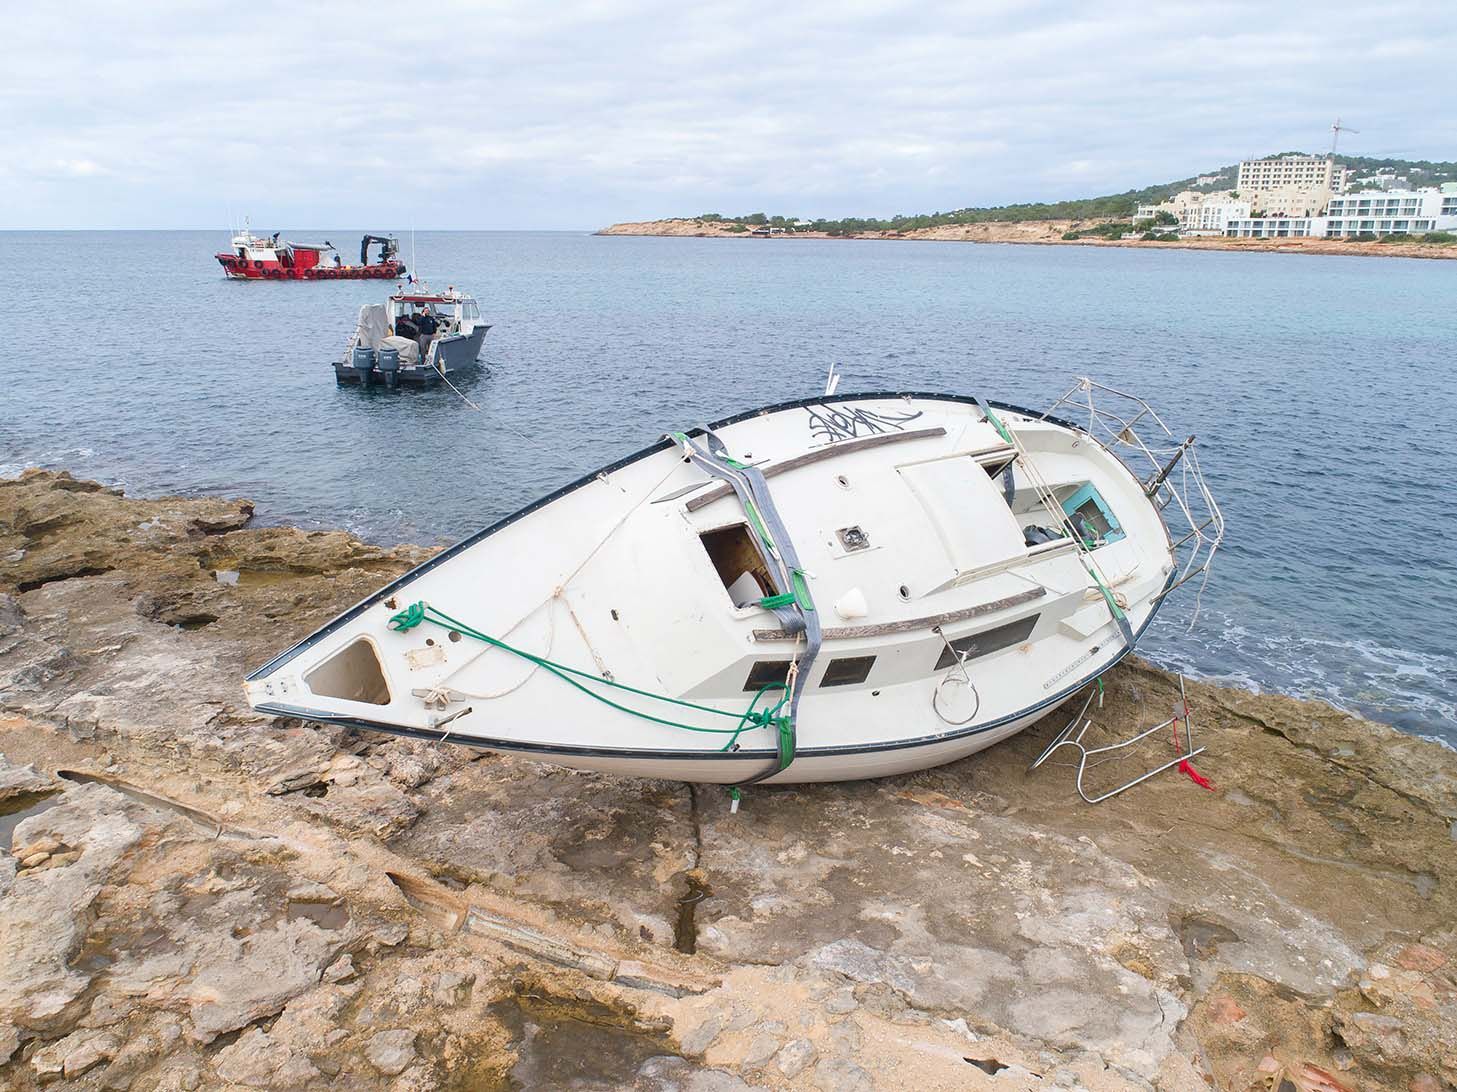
[2,230,1454,744]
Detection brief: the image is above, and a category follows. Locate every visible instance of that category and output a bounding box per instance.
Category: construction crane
[1330,117,1358,155]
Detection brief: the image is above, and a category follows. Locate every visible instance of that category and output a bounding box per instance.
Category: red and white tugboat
[216,229,407,280]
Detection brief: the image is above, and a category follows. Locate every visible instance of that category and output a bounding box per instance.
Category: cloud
[23,158,112,180]
[1,0,1452,228]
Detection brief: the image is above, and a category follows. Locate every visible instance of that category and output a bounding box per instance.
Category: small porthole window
[448,630,461,643]
[836,474,850,489]
[821,656,875,687]
[898,584,911,600]
[743,661,791,692]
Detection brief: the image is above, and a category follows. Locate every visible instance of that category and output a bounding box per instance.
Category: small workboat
[216,230,406,280]
[244,380,1221,784]
[333,285,490,386]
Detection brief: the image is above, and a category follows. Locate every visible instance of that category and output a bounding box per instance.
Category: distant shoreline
[598,218,1457,260]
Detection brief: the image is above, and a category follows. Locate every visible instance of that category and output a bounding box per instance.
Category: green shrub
[726,223,747,233]
[1421,231,1456,243]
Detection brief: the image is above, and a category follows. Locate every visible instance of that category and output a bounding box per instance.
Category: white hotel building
[1236,155,1344,217]
[1224,186,1457,239]
[1235,155,1342,194]
[1323,189,1457,235]
[1134,190,1249,234]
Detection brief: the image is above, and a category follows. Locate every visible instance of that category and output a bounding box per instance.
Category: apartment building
[1134,190,1250,233]
[1324,188,1454,236]
[1236,155,1342,193]
[1223,217,1322,239]
[1236,155,1346,216]
[1225,186,1457,238]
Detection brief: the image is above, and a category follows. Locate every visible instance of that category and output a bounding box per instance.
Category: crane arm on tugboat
[360,235,399,265]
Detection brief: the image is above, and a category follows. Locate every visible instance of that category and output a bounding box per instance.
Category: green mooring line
[390,601,791,744]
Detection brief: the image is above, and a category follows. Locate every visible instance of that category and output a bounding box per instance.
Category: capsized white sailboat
[244,380,1222,784]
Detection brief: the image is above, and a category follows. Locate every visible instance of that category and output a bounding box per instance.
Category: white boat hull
[245,390,1193,784]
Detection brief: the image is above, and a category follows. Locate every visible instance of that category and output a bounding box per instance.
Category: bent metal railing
[1029,675,1204,803]
[1028,378,1225,803]
[1041,376,1225,624]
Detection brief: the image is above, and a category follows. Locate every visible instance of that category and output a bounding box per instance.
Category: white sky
[2,0,1453,229]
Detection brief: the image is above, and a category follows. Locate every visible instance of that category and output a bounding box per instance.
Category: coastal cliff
[599,218,1457,259]
[2,468,1455,1091]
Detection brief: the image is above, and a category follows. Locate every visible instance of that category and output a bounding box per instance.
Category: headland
[598,217,1457,259]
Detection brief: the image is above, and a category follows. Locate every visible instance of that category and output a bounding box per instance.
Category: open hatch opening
[700,523,774,607]
[305,638,391,705]
[1060,483,1125,546]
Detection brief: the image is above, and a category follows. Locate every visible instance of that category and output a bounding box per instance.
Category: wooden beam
[684,427,948,513]
[752,585,1047,641]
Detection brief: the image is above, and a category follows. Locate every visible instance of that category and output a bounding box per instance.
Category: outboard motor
[376,347,401,388]
[351,346,377,383]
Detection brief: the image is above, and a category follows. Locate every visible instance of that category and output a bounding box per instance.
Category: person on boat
[413,306,438,361]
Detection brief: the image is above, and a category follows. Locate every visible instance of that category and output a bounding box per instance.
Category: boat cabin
[336,284,491,385]
[386,289,482,340]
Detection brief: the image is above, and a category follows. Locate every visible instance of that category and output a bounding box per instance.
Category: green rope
[790,569,815,612]
[759,591,796,609]
[1087,570,1128,622]
[981,403,1014,444]
[743,498,775,553]
[723,683,790,752]
[390,601,792,740]
[388,601,427,631]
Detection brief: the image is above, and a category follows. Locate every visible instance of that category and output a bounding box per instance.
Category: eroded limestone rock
[1,470,1455,1091]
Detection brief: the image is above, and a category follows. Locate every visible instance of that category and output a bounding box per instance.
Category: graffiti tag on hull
[806,404,925,443]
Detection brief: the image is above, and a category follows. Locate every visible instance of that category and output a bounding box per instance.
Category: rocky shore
[598,218,1457,260]
[2,467,1455,1091]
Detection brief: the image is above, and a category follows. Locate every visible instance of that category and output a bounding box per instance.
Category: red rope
[1171,704,1215,791]
[1178,759,1214,791]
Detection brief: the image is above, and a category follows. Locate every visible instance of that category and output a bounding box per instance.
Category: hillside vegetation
[694,153,1456,236]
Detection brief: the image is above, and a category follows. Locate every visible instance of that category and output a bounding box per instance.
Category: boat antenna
[824,362,842,397]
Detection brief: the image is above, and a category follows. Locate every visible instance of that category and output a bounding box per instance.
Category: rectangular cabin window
[744,660,791,692]
[934,614,1039,670]
[700,523,774,607]
[820,656,876,687]
[305,638,391,705]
